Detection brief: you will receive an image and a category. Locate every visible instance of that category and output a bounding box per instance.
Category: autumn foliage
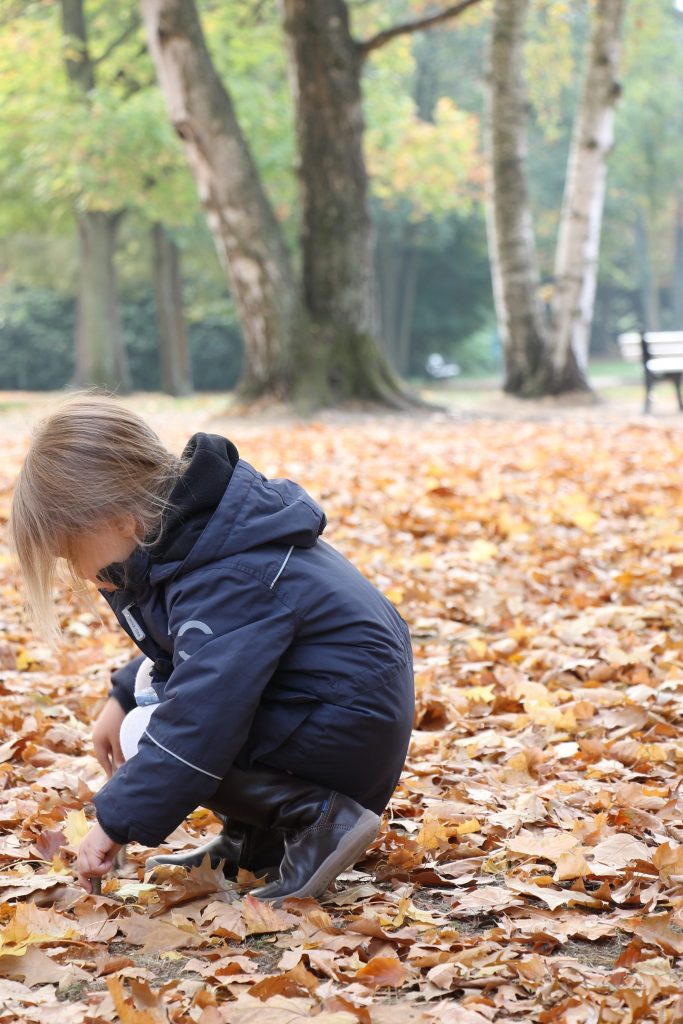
[2,398,683,1022]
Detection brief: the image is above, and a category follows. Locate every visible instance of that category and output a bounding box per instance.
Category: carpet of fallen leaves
[3,395,683,1023]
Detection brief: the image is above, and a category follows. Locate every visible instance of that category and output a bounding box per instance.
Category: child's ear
[117,514,139,539]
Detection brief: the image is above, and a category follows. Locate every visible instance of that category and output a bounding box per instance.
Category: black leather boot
[209,766,381,902]
[146,817,285,880]
[145,816,244,877]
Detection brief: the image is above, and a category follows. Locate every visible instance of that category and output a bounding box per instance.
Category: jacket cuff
[94,793,170,848]
[94,808,128,846]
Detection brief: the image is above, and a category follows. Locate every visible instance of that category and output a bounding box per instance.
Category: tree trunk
[395,239,420,377]
[376,220,401,363]
[486,0,550,397]
[61,0,131,392]
[673,197,683,328]
[152,223,193,396]
[73,211,130,391]
[140,0,299,398]
[281,0,412,406]
[551,0,626,379]
[635,209,660,330]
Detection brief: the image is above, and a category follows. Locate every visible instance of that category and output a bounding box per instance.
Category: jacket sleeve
[108,655,146,714]
[92,567,299,847]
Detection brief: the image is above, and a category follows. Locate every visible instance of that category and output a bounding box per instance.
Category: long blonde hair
[8,393,185,642]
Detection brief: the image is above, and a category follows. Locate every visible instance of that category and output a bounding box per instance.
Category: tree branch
[92,14,141,67]
[357,0,486,60]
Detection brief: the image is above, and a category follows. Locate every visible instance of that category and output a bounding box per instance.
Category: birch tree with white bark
[551,0,627,385]
[487,0,627,396]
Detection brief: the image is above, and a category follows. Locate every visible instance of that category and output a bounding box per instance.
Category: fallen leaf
[355,955,407,988]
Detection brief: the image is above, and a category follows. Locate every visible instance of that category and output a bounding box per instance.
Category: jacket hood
[150,432,239,565]
[149,432,327,584]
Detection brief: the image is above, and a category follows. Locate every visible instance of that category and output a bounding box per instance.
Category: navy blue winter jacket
[92,434,412,847]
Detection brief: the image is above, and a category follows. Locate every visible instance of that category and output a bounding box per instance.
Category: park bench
[617,330,683,413]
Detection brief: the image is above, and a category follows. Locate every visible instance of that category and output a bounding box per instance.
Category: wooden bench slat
[646,357,683,373]
[616,331,683,411]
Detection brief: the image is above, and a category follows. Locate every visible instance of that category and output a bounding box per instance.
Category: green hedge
[0,287,243,391]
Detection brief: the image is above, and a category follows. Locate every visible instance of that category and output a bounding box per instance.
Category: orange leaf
[355,955,407,988]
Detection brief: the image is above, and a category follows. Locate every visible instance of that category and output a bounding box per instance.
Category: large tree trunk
[280,0,412,406]
[60,0,131,392]
[73,211,130,391]
[551,0,626,380]
[152,223,192,396]
[140,0,299,398]
[486,0,551,397]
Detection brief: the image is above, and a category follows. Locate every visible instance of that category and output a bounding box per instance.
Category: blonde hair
[8,393,185,643]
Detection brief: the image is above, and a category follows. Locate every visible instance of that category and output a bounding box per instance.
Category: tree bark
[551,0,626,379]
[152,223,193,396]
[140,0,299,398]
[635,209,660,331]
[486,0,550,396]
[281,0,411,406]
[73,211,130,391]
[60,0,131,392]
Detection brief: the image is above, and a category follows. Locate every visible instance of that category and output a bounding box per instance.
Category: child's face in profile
[66,517,138,592]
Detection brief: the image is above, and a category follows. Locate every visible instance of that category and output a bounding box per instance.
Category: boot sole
[269,808,380,904]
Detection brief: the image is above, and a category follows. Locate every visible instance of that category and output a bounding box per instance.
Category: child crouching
[9,396,414,901]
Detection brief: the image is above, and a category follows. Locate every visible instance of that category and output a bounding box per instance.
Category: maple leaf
[241,893,299,935]
[118,912,206,954]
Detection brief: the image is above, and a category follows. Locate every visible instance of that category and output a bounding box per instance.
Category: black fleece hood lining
[150,433,239,565]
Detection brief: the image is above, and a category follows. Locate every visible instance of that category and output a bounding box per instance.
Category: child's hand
[76,822,122,892]
[92,697,126,777]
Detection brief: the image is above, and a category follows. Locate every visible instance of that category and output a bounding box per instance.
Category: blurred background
[0,0,680,408]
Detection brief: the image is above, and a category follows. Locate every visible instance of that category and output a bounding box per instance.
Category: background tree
[140,0,484,407]
[1,0,680,399]
[60,0,131,391]
[0,0,198,393]
[487,0,627,397]
[550,0,626,384]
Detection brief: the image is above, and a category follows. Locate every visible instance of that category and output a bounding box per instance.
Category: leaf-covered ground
[2,394,683,1022]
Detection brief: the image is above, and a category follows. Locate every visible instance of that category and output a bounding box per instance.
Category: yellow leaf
[63,809,90,848]
[416,815,449,851]
[469,539,498,562]
[455,818,481,836]
[384,586,404,605]
[463,685,495,704]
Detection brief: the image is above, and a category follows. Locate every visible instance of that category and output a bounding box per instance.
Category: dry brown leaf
[589,832,652,873]
[625,912,683,956]
[241,894,299,935]
[118,912,206,954]
[0,946,87,986]
[354,955,407,988]
[106,976,168,1024]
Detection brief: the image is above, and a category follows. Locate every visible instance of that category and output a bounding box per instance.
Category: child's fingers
[112,734,125,770]
[93,737,114,778]
[77,870,93,892]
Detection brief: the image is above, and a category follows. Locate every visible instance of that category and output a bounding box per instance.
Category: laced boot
[209,766,380,903]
